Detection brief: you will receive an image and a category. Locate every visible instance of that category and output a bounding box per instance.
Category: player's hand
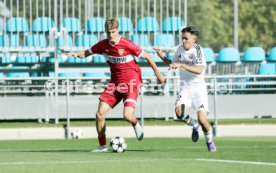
[169,63,182,70]
[158,76,166,85]
[153,47,165,59]
[66,52,79,58]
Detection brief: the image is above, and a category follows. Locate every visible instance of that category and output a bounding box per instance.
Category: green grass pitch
[0,137,275,173]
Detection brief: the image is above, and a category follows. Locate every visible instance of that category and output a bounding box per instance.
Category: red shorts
[99,83,140,108]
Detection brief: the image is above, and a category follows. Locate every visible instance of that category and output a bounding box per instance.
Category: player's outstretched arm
[140,51,166,85]
[152,47,171,66]
[169,63,204,75]
[66,51,91,59]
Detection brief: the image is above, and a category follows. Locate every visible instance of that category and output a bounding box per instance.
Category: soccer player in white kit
[153,26,216,152]
[67,18,165,152]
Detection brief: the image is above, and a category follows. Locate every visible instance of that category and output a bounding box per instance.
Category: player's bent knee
[96,112,105,122]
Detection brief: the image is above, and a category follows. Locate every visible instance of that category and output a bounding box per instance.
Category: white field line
[197,158,276,166]
[1,158,276,166]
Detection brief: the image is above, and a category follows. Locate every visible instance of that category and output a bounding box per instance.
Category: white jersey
[172,44,206,85]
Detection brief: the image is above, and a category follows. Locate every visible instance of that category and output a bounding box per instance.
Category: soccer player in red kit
[67,18,165,152]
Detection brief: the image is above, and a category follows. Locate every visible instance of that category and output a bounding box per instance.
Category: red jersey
[88,37,143,85]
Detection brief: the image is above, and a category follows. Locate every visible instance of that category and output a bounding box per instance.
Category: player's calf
[176,104,189,121]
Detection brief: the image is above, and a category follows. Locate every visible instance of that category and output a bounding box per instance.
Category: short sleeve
[194,46,206,66]
[127,40,143,57]
[90,40,105,54]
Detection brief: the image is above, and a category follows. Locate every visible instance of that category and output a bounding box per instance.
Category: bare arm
[169,63,204,74]
[153,47,171,66]
[66,50,92,58]
[140,51,166,84]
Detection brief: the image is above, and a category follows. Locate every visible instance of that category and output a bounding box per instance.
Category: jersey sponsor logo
[182,60,195,66]
[109,56,127,63]
[105,54,135,63]
[118,49,124,55]
[199,104,205,109]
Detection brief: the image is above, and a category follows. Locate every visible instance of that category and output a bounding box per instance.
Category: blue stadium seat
[142,71,155,77]
[0,56,12,65]
[66,56,89,63]
[62,17,80,32]
[10,34,20,47]
[215,47,240,75]
[162,17,184,32]
[216,47,240,62]
[267,47,276,61]
[83,72,107,77]
[75,34,98,47]
[258,63,276,74]
[242,47,265,62]
[152,34,174,47]
[0,72,4,77]
[7,66,30,78]
[130,34,150,47]
[41,56,63,63]
[118,17,133,32]
[0,52,12,65]
[32,17,55,32]
[25,34,47,47]
[6,17,29,32]
[0,35,9,47]
[58,72,82,77]
[57,35,73,48]
[48,72,55,77]
[93,55,106,63]
[15,52,38,65]
[130,34,139,45]
[15,55,25,64]
[7,72,30,77]
[203,48,215,63]
[137,17,159,32]
[86,17,105,32]
[167,52,174,60]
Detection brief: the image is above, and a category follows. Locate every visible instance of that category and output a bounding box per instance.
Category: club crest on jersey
[118,49,124,55]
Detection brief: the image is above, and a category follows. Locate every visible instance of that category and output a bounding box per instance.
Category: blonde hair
[105,18,119,30]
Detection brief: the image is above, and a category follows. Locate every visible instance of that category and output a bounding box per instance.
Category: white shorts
[175,83,209,112]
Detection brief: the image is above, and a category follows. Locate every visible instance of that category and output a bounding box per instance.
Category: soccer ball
[109,136,127,153]
[71,129,83,139]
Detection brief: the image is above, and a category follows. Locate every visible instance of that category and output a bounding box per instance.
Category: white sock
[204,129,213,143]
[186,117,199,128]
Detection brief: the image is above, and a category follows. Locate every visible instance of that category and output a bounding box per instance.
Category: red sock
[132,118,138,126]
[98,134,106,146]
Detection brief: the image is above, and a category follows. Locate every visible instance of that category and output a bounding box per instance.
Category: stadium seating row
[205,47,276,63]
[0,32,176,48]
[1,46,276,62]
[1,47,276,65]
[1,62,275,78]
[0,16,181,48]
[0,16,184,33]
